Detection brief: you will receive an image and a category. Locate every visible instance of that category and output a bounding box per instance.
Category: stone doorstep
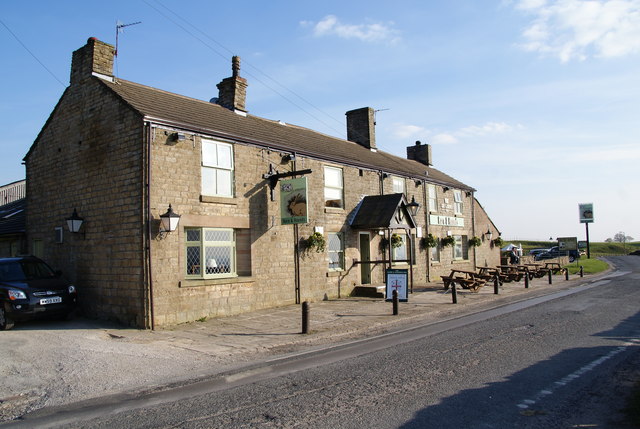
[351,285,386,298]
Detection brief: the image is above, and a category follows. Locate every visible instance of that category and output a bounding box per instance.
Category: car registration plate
[40,297,62,305]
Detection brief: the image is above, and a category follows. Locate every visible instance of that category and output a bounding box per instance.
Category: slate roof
[350,193,417,229]
[100,78,474,191]
[0,198,26,236]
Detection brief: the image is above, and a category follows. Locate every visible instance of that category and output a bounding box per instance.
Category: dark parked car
[535,246,578,263]
[529,248,550,257]
[0,256,77,330]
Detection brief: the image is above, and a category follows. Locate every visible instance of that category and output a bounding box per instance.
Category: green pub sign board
[579,203,594,223]
[280,177,308,225]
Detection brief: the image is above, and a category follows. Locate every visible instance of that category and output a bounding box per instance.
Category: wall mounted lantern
[66,208,84,233]
[485,229,493,242]
[159,204,181,236]
[406,196,421,217]
[171,132,186,142]
[442,186,450,193]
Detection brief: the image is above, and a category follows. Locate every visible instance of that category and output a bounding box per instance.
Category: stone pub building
[24,38,500,328]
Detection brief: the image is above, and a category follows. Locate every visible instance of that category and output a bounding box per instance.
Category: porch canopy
[350,193,417,230]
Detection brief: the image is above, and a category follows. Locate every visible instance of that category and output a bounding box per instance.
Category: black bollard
[565,269,569,281]
[548,270,553,285]
[525,274,529,289]
[494,276,499,295]
[580,266,584,277]
[301,301,310,334]
[451,281,457,304]
[392,290,399,315]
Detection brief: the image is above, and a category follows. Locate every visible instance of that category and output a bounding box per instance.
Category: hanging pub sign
[386,269,408,302]
[280,177,308,225]
[578,203,594,223]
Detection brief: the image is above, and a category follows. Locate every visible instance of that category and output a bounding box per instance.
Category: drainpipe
[145,122,155,330]
[471,192,477,271]
[292,155,301,304]
[422,183,430,282]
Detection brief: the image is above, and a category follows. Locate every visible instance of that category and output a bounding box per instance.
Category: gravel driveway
[0,318,238,422]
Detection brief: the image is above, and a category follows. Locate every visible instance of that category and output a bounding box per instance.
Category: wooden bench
[497,265,523,283]
[545,262,567,275]
[524,263,549,278]
[479,267,506,285]
[442,270,486,293]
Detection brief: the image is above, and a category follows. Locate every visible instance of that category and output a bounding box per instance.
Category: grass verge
[563,258,609,275]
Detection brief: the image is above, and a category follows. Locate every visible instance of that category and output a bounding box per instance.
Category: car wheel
[569,256,576,263]
[0,304,15,330]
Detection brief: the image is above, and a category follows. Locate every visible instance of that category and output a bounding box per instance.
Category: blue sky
[1,0,639,242]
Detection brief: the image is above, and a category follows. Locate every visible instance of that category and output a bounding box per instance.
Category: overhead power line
[0,18,66,88]
[142,0,349,139]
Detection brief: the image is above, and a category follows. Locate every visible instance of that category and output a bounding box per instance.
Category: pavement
[0,267,607,423]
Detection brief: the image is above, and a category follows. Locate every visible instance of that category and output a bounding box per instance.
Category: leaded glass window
[186,227,236,278]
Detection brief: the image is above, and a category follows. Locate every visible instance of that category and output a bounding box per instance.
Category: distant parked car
[535,246,578,263]
[0,256,77,330]
[529,248,550,257]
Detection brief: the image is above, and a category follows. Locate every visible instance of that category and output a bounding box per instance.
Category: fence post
[565,269,569,281]
[392,290,399,315]
[580,266,584,277]
[301,301,310,334]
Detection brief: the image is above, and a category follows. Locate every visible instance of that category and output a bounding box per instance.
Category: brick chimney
[407,140,432,166]
[70,37,115,85]
[346,107,376,151]
[216,56,248,114]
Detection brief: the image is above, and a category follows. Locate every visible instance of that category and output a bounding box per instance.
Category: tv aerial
[115,20,142,57]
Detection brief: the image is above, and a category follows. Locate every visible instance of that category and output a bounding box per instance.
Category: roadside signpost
[578,203,594,258]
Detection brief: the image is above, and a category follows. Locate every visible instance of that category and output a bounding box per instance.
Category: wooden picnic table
[441,269,486,292]
[544,262,566,274]
[514,265,535,280]
[524,263,550,278]
[497,265,524,283]
[477,267,504,285]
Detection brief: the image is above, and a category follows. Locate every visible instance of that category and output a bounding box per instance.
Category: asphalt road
[8,256,640,428]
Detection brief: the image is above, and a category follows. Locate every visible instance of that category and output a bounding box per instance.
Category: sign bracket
[262,164,312,201]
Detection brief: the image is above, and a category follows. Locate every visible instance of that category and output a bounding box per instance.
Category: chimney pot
[346,107,376,151]
[407,141,432,166]
[216,56,248,113]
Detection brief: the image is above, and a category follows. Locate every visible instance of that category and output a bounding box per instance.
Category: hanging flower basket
[441,235,455,247]
[305,232,326,253]
[468,236,482,247]
[421,233,438,249]
[390,233,403,248]
[492,237,504,248]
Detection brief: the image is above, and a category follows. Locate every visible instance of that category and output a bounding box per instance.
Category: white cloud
[515,0,640,62]
[303,15,401,44]
[390,123,426,139]
[389,121,517,145]
[457,122,514,137]
[431,133,459,145]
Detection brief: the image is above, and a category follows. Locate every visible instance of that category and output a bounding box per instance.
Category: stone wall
[146,128,500,325]
[25,78,147,327]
